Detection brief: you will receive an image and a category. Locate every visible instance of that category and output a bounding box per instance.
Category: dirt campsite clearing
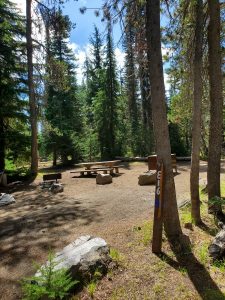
[0,160,224,300]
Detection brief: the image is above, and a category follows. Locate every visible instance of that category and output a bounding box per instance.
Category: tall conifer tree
[43,10,82,165]
[26,0,38,174]
[207,0,224,214]
[0,0,27,170]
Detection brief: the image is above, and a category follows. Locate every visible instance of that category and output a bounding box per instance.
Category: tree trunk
[26,0,38,175]
[145,0,182,238]
[53,147,57,167]
[190,0,204,224]
[0,118,5,170]
[125,19,139,154]
[207,0,223,213]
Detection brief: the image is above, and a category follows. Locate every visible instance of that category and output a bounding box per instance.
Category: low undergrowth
[21,251,78,300]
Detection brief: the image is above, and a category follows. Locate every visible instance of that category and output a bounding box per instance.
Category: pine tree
[87,25,103,107]
[26,0,38,174]
[135,1,154,155]
[124,4,140,155]
[0,0,28,170]
[145,0,182,239]
[43,9,82,165]
[190,0,204,224]
[83,26,104,160]
[207,0,224,214]
[94,20,119,160]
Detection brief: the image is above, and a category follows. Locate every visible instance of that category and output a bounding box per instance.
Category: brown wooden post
[152,160,164,253]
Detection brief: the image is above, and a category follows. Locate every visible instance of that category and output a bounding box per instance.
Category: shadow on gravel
[0,191,101,266]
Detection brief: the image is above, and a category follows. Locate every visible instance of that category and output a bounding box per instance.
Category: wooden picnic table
[71,160,122,176]
[75,160,121,170]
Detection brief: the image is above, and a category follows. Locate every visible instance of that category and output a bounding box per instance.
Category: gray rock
[49,183,64,193]
[138,171,156,185]
[208,229,225,260]
[96,174,112,185]
[36,235,111,282]
[0,193,16,207]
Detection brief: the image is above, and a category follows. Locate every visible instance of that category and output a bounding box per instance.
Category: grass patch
[76,181,225,299]
[212,260,225,272]
[87,281,97,298]
[152,282,164,294]
[178,266,188,275]
[180,207,192,224]
[135,220,153,246]
[85,268,103,299]
[197,243,209,265]
[110,248,123,263]
[110,287,128,300]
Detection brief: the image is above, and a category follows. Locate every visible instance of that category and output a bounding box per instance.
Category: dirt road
[0,161,215,299]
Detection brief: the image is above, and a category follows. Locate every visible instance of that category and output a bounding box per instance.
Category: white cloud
[69,44,126,84]
[115,48,125,70]
[68,42,79,52]
[76,49,87,84]
[164,72,170,93]
[68,43,91,84]
[14,0,26,15]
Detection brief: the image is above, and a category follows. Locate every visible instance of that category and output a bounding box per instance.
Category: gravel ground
[0,160,220,300]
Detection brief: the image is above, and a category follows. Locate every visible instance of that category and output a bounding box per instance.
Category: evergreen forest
[1,0,225,299]
[2,0,224,176]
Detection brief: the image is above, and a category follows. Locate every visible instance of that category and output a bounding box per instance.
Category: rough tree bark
[26,0,38,175]
[0,118,5,170]
[145,0,182,238]
[207,0,223,213]
[190,0,204,224]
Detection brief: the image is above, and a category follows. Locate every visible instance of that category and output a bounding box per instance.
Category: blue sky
[62,0,170,87]
[16,0,125,83]
[15,0,169,88]
[61,0,125,83]
[62,0,123,48]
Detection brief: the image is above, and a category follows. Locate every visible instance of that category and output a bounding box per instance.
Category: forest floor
[0,161,225,299]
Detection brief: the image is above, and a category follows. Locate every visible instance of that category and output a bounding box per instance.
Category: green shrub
[87,281,97,298]
[21,251,78,300]
[85,268,102,298]
[197,243,209,265]
[110,248,123,263]
[212,259,225,272]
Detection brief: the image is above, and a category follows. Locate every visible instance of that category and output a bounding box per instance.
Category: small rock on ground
[96,174,112,185]
[138,171,156,185]
[208,229,225,260]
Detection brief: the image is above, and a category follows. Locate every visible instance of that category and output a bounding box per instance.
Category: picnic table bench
[43,173,62,182]
[89,165,124,173]
[70,168,114,176]
[70,160,123,176]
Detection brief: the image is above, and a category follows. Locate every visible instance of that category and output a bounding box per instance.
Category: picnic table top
[75,160,121,168]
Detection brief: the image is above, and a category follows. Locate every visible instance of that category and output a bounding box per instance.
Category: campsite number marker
[152,160,164,253]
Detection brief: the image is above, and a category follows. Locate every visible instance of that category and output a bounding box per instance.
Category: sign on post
[152,160,164,254]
